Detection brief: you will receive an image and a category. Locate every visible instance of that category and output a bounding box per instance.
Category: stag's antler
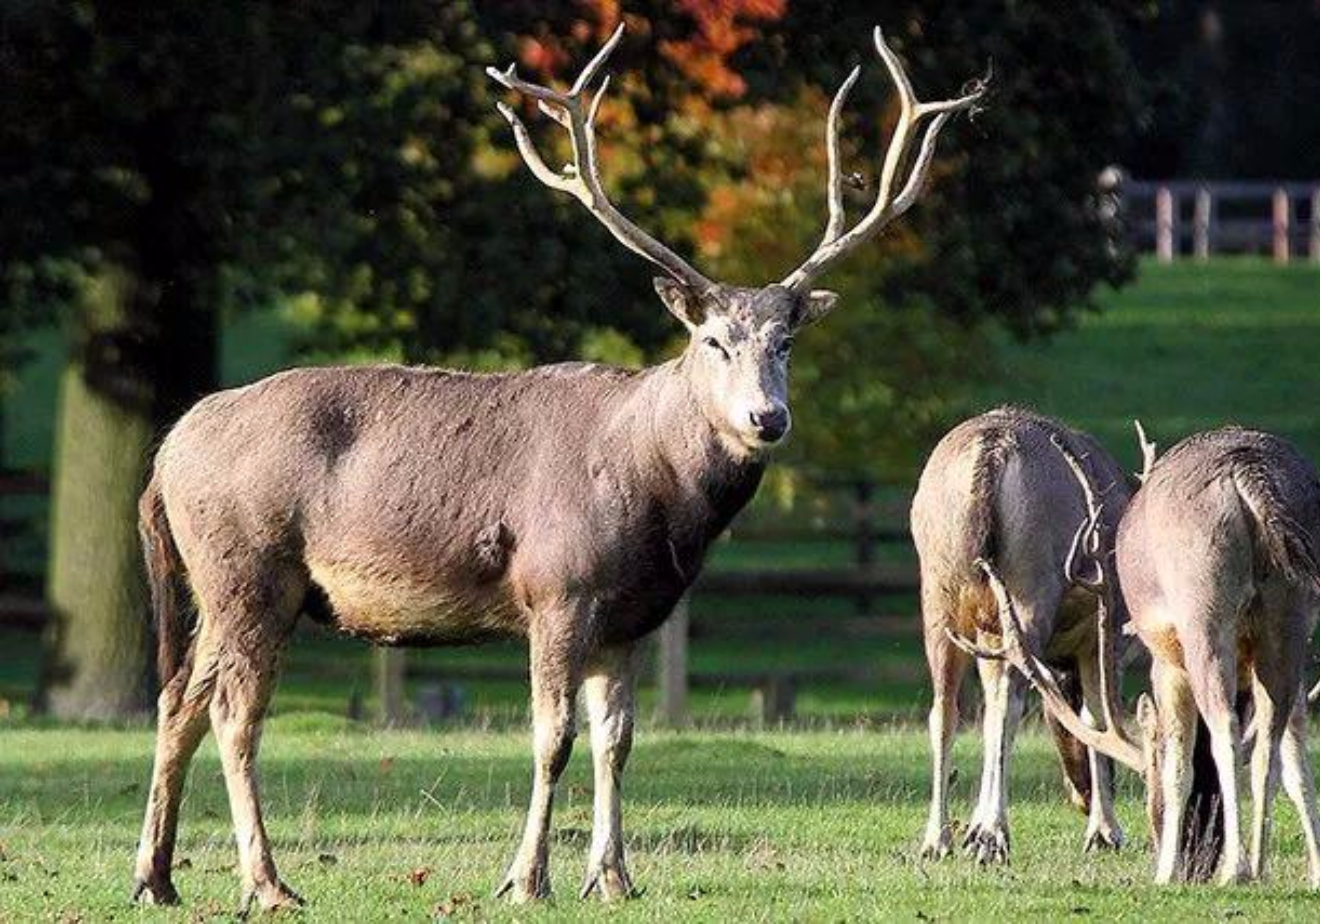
[946,559,1144,773]
[1050,435,1108,593]
[781,28,989,292]
[486,25,714,293]
[1134,420,1157,484]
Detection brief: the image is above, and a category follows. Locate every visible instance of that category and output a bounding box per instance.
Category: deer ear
[794,289,838,328]
[654,277,705,330]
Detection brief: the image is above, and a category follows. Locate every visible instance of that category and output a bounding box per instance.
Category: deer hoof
[131,875,181,906]
[238,881,304,917]
[962,822,1010,865]
[495,862,551,903]
[1083,822,1124,853]
[919,826,954,861]
[1217,863,1251,887]
[580,860,636,901]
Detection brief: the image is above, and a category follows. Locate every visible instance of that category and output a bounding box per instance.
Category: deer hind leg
[497,601,590,902]
[1153,663,1197,884]
[1077,643,1124,852]
[196,563,305,915]
[964,641,1026,865]
[1280,686,1320,888]
[1183,633,1248,884]
[131,633,220,905]
[1246,610,1304,883]
[920,604,969,861]
[580,643,639,900]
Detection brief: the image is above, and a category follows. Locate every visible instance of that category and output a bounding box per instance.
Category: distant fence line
[1112,175,1320,264]
[1,470,917,725]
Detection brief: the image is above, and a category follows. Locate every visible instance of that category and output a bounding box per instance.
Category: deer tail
[1232,463,1320,593]
[139,472,191,687]
[967,424,1014,566]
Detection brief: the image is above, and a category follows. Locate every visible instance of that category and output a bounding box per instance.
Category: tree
[1,1,492,716]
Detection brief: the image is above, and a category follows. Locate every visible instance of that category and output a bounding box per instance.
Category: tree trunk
[39,269,155,719]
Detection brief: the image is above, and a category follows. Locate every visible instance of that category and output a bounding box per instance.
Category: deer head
[488,25,987,457]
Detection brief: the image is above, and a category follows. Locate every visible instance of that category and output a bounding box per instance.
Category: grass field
[4,721,1320,921]
[4,259,1320,919]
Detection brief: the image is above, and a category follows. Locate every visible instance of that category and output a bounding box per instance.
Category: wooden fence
[1115,177,1320,264]
[0,470,915,725]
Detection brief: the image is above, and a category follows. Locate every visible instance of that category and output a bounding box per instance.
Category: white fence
[1115,178,1320,264]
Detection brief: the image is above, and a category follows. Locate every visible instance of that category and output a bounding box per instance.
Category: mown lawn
[985,258,1320,471]
[3,721,1320,921]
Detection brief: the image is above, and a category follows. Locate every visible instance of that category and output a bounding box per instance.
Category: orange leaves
[659,0,787,99]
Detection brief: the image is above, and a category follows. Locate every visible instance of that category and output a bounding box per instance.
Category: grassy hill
[983,258,1320,468]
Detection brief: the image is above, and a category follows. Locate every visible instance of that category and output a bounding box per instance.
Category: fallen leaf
[409,866,431,887]
[434,891,475,917]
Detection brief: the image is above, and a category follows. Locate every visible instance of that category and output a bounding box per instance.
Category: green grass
[2,721,1320,921]
[985,258,1320,470]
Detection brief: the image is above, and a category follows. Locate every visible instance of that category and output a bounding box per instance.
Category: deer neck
[626,357,765,539]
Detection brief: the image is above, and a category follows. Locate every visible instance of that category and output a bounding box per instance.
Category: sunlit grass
[3,721,1320,920]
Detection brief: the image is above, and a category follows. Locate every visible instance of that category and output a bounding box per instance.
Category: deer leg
[580,643,638,900]
[964,644,1025,864]
[211,632,302,916]
[131,632,219,905]
[497,604,588,902]
[1077,646,1124,852]
[1280,688,1320,888]
[921,619,968,860]
[1246,668,1288,882]
[1153,664,1197,884]
[1184,637,1248,884]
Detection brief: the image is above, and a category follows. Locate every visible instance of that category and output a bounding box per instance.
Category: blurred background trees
[8,0,1313,717]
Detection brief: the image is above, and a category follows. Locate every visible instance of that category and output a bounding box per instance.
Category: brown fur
[130,283,832,910]
[1119,426,1320,886]
[912,407,1133,862]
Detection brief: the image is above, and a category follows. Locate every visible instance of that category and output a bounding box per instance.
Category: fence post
[1273,188,1291,265]
[1193,186,1213,261]
[375,648,407,725]
[658,594,689,727]
[1310,187,1320,263]
[1155,186,1175,263]
[853,479,875,614]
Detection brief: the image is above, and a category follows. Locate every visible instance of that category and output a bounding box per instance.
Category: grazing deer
[130,24,987,911]
[961,426,1320,888]
[913,407,1133,863]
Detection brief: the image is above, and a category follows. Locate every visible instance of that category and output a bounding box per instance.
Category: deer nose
[749,406,789,442]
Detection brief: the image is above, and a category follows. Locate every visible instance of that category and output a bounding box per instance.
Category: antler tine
[782,26,988,292]
[820,66,862,247]
[487,25,715,292]
[961,558,1144,773]
[1309,678,1320,705]
[1134,419,1157,484]
[1051,434,1107,592]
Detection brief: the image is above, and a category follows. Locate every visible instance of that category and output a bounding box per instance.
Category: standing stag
[964,426,1320,887]
[913,407,1132,863]
[130,24,987,911]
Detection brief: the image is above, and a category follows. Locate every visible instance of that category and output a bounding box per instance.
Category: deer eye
[776,337,794,358]
[702,336,729,360]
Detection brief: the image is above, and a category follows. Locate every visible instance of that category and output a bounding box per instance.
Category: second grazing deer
[915,407,1132,863]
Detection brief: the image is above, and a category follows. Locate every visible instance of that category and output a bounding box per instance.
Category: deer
[958,425,1320,888]
[129,23,988,912]
[913,407,1133,864]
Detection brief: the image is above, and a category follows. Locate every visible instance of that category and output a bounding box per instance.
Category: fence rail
[1116,177,1320,264]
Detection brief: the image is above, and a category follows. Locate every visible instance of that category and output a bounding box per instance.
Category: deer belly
[307,558,521,645]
